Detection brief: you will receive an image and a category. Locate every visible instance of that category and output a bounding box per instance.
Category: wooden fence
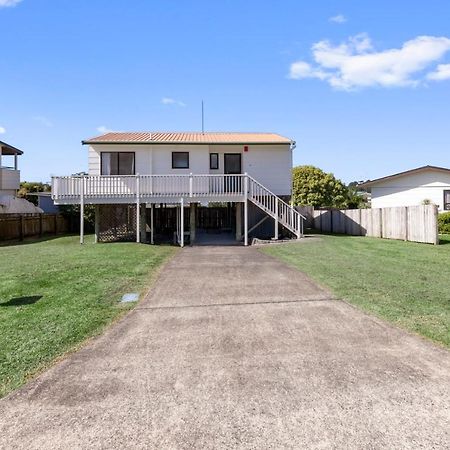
[297,205,438,245]
[0,213,70,241]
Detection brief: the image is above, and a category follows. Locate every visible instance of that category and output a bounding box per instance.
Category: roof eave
[82,140,292,146]
[0,141,24,155]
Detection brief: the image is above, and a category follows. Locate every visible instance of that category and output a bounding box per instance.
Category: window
[444,190,450,210]
[172,152,189,169]
[101,152,135,175]
[210,153,219,170]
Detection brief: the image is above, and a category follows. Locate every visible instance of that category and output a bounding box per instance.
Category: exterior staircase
[247,175,305,239]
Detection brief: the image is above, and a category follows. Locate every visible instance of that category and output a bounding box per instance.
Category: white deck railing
[51,174,246,200]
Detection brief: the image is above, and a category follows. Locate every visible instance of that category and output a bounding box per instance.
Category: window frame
[172,152,189,169]
[444,190,450,210]
[210,153,219,170]
[100,152,135,175]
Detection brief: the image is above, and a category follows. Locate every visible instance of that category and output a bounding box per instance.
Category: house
[29,192,60,214]
[0,141,43,214]
[360,165,450,211]
[0,140,21,196]
[51,131,305,246]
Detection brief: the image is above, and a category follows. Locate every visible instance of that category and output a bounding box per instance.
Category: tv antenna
[201,100,205,133]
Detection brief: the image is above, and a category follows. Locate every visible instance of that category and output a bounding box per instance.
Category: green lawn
[262,234,450,347]
[0,235,176,397]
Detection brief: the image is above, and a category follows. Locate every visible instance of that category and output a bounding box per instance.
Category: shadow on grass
[0,234,80,247]
[1,295,43,307]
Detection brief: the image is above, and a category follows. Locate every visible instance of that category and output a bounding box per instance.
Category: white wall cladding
[370,170,450,211]
[87,143,292,195]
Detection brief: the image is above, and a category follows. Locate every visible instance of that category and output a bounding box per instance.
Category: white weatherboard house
[0,141,43,214]
[0,141,21,197]
[51,132,305,246]
[361,165,450,212]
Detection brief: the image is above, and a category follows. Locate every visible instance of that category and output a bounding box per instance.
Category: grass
[0,235,176,397]
[262,234,450,347]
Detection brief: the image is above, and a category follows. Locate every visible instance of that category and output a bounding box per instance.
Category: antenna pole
[201,100,204,133]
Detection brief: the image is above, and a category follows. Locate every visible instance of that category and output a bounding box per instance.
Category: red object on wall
[244,145,248,152]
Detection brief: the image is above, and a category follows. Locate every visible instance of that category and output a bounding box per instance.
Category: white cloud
[427,63,450,81]
[289,34,450,90]
[33,116,53,127]
[97,126,114,134]
[0,0,22,7]
[0,126,5,134]
[161,97,186,107]
[329,14,346,24]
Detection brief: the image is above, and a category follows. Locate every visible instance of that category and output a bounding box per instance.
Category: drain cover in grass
[121,293,139,303]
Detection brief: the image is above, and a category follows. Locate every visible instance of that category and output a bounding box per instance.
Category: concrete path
[0,246,449,449]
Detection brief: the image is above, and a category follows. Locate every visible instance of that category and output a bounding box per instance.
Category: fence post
[189,173,193,198]
[404,206,408,241]
[39,213,43,237]
[54,214,58,235]
[19,215,24,241]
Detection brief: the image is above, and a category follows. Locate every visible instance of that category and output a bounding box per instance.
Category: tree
[17,181,51,205]
[292,165,348,208]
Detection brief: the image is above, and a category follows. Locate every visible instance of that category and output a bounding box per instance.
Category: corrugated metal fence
[295,205,439,245]
[0,213,70,241]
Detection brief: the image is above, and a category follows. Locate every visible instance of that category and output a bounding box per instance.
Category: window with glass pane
[210,153,219,170]
[172,152,189,169]
[101,152,135,175]
[444,190,450,210]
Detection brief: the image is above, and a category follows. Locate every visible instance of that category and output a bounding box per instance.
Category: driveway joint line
[135,297,337,311]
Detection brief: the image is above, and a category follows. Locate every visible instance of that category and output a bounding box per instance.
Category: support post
[189,173,193,197]
[180,198,184,248]
[190,202,196,244]
[39,213,43,237]
[94,205,99,243]
[136,174,140,243]
[150,204,154,244]
[274,198,279,240]
[235,203,242,241]
[80,177,84,244]
[14,153,18,170]
[244,174,248,246]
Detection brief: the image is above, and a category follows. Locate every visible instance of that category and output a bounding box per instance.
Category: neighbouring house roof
[0,140,23,156]
[359,165,450,189]
[82,132,293,145]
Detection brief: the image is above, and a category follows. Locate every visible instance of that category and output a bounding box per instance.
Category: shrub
[438,212,450,234]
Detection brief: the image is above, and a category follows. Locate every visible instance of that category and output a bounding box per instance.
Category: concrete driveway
[0,246,449,449]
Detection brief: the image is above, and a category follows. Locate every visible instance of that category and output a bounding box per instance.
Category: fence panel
[311,205,438,245]
[0,213,69,241]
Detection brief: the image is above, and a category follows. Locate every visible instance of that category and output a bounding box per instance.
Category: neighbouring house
[51,131,305,245]
[0,141,43,214]
[360,165,450,211]
[28,192,60,214]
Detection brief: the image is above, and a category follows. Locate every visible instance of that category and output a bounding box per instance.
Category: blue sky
[1,0,450,183]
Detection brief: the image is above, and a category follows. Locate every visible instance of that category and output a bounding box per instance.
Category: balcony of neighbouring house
[0,167,20,192]
[0,140,22,194]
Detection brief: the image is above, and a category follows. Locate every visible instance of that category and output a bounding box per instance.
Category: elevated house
[0,141,43,214]
[51,132,305,246]
[360,165,450,212]
[0,140,21,197]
